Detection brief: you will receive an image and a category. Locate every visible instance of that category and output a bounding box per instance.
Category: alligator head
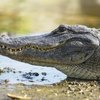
[0,25,100,79]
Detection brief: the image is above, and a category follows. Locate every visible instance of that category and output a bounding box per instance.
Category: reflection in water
[0,55,67,85]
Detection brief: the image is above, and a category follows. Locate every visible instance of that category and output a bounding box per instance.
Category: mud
[0,79,100,100]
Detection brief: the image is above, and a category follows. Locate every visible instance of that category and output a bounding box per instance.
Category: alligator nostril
[58,24,67,32]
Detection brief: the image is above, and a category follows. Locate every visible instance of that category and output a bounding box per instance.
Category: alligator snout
[0,25,100,80]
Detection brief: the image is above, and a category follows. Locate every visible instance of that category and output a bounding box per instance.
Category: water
[0,55,67,85]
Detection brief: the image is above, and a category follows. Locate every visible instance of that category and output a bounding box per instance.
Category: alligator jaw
[0,25,99,66]
[0,32,66,66]
[0,25,100,80]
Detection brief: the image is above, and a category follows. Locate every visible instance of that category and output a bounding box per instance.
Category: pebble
[41,72,47,76]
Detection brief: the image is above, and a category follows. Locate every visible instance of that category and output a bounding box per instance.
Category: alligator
[0,24,100,80]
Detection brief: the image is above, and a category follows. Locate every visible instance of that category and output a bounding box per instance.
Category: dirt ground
[0,79,100,100]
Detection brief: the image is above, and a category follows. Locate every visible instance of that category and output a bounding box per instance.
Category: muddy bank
[0,56,100,100]
[0,79,100,100]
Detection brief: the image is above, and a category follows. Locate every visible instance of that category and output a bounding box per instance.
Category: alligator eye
[58,25,67,32]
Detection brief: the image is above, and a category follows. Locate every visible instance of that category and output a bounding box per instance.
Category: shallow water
[0,55,67,85]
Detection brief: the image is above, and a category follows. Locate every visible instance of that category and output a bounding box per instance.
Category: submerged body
[0,25,100,80]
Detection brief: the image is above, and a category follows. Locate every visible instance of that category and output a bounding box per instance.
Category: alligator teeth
[2,45,5,48]
[0,45,2,48]
[14,51,18,55]
[1,45,5,48]
[0,45,8,49]
[0,44,56,54]
[31,45,55,51]
[32,45,39,50]
[35,46,39,50]
[16,48,22,52]
[9,49,14,54]
[24,46,28,49]
[12,49,15,52]
[7,48,10,50]
[4,46,7,49]
[7,48,17,54]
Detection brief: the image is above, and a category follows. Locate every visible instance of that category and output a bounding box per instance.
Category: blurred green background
[0,0,100,34]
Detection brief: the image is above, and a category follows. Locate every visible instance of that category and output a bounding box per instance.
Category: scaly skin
[0,25,100,80]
